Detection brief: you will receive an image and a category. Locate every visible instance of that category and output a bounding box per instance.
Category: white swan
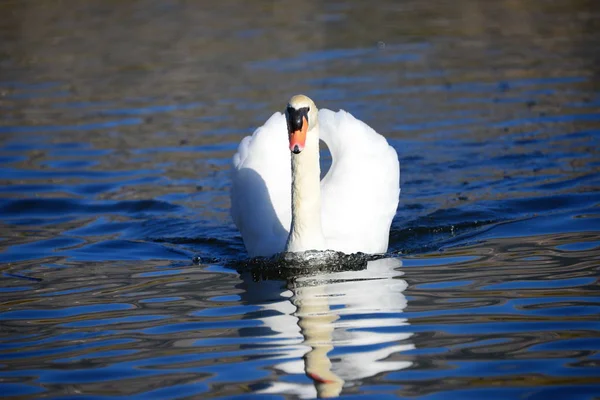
[231,95,400,257]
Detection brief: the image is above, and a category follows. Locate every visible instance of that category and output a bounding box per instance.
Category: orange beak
[289,115,308,154]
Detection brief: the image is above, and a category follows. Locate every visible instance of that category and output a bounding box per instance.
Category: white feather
[231,108,399,257]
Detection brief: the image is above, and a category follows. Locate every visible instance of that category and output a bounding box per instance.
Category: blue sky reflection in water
[0,0,599,398]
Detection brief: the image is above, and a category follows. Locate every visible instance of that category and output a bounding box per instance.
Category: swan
[231,95,399,257]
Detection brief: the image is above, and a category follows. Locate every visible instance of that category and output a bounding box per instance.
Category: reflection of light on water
[256,257,413,398]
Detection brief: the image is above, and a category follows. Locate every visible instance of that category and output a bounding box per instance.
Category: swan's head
[285,94,318,154]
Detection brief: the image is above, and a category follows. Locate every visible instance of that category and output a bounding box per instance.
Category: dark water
[1,0,600,398]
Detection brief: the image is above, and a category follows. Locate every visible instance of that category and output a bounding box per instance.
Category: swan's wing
[319,109,400,254]
[231,112,291,257]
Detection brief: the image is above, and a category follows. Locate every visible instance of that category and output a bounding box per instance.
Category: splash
[229,250,391,281]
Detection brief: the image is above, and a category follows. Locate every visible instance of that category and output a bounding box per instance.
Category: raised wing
[231,112,292,257]
[319,109,400,254]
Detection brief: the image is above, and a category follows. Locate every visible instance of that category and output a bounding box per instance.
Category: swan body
[231,95,399,257]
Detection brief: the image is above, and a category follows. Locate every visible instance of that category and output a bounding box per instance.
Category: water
[1,0,599,398]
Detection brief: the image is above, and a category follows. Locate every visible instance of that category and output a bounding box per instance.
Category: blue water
[1,1,599,399]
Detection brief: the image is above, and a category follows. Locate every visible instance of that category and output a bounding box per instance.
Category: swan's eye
[298,107,310,124]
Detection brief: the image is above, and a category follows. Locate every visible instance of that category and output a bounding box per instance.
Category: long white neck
[286,126,326,253]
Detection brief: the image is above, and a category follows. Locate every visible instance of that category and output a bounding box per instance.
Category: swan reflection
[249,257,413,398]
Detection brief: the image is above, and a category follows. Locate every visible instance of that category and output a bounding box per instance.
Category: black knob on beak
[286,106,310,134]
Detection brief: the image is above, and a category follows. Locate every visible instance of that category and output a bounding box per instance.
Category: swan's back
[319,109,400,254]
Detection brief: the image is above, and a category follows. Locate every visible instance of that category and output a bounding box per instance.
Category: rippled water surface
[1,0,599,398]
